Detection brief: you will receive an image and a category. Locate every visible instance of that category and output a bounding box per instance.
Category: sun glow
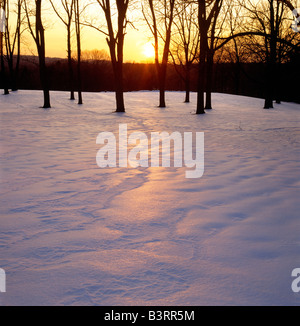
[143,42,155,59]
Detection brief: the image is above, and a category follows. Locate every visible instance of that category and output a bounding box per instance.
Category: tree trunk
[107,36,125,113]
[264,0,277,109]
[264,62,274,108]
[196,46,206,114]
[264,56,276,109]
[43,88,51,109]
[155,49,168,108]
[205,49,214,110]
[1,52,9,95]
[9,0,21,92]
[67,25,75,100]
[196,61,205,114]
[115,90,125,112]
[7,58,16,91]
[36,0,51,108]
[150,0,175,109]
[39,53,51,108]
[40,65,51,108]
[76,49,82,105]
[196,0,207,115]
[74,0,83,105]
[184,64,191,103]
[114,61,125,112]
[13,0,21,92]
[0,2,9,95]
[158,63,167,108]
[114,4,126,113]
[205,90,212,110]
[8,51,18,92]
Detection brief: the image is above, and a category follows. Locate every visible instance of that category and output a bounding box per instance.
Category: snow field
[0,90,299,305]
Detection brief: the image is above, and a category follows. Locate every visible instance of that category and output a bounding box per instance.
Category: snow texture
[0,90,299,306]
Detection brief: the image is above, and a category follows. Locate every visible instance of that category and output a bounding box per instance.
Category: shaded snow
[0,90,300,306]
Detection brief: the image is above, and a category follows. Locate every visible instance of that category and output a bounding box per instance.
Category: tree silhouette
[74,0,83,104]
[4,0,24,92]
[24,0,51,108]
[170,0,199,103]
[237,0,300,109]
[95,0,131,113]
[143,0,176,108]
[0,0,9,95]
[205,0,223,110]
[50,0,76,101]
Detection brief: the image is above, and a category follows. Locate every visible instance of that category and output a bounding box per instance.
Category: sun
[143,42,155,59]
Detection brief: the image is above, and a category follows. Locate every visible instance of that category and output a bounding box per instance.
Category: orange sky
[45,20,155,63]
[21,1,155,63]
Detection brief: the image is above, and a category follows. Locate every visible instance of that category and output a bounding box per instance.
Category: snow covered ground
[0,90,299,306]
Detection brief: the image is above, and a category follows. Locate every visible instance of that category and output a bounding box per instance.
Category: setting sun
[143,42,155,59]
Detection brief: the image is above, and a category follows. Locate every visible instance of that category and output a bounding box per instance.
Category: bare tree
[50,0,75,100]
[0,0,9,95]
[205,0,224,110]
[142,0,176,108]
[93,0,131,113]
[237,0,300,109]
[195,0,299,112]
[74,0,83,104]
[170,0,199,103]
[24,0,51,108]
[196,0,220,114]
[264,0,283,108]
[275,0,300,103]
[219,1,247,95]
[4,0,24,92]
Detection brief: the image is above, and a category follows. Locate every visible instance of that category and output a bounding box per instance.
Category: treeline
[1,0,300,113]
[10,55,300,104]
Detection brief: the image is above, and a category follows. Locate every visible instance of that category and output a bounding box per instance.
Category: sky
[46,24,155,63]
[21,0,156,63]
[14,0,299,62]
